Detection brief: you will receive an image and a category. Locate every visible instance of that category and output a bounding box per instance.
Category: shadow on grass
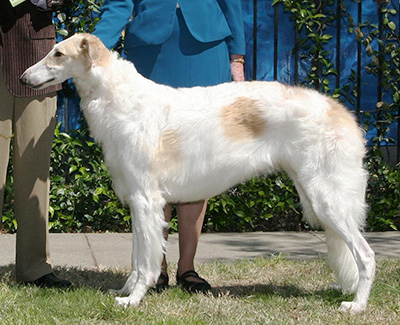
[0,264,350,308]
[213,283,310,298]
[0,264,128,292]
[212,283,351,307]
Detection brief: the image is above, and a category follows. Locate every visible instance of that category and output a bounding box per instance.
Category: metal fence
[56,0,399,162]
[243,0,399,163]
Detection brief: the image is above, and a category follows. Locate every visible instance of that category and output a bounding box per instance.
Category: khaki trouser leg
[0,72,13,223]
[13,94,57,282]
[0,67,56,282]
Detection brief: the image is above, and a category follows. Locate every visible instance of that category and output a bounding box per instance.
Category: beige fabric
[0,67,56,282]
[0,0,61,97]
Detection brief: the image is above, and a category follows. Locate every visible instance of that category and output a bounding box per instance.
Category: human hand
[47,0,63,11]
[230,55,245,82]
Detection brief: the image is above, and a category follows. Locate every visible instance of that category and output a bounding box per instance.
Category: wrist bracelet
[231,58,245,64]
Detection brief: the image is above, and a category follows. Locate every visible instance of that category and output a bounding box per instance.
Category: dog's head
[20,33,111,89]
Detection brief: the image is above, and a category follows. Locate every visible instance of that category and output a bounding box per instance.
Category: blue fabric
[93,1,245,87]
[59,0,399,146]
[126,9,231,87]
[94,0,246,55]
[56,81,82,132]
[61,0,244,130]
[242,0,398,145]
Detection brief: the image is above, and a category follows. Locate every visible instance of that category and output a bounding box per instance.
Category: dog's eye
[54,51,64,57]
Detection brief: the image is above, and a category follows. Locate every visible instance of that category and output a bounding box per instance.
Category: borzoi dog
[21,33,375,313]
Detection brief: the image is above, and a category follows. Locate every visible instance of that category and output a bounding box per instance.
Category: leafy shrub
[2,123,399,233]
[1,0,399,233]
[48,124,130,232]
[53,0,102,38]
[1,153,15,231]
[365,149,400,231]
[206,174,303,232]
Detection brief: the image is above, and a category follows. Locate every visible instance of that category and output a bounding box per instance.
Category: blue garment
[94,0,245,55]
[94,0,246,88]
[126,9,231,87]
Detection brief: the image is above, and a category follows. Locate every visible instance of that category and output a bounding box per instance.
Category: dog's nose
[20,72,28,85]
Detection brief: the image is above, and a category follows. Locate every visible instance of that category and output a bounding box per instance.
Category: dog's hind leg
[296,172,375,313]
[291,175,363,294]
[115,192,167,307]
[325,225,375,313]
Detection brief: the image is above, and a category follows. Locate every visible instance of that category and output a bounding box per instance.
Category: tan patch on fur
[49,34,111,69]
[83,35,112,67]
[78,34,111,68]
[327,97,361,136]
[48,41,80,66]
[57,41,79,57]
[153,130,182,174]
[221,97,266,141]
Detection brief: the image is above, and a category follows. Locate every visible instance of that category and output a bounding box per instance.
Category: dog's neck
[73,55,154,100]
[73,76,99,98]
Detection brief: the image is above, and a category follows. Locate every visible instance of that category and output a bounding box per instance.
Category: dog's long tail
[292,176,361,294]
[325,228,359,293]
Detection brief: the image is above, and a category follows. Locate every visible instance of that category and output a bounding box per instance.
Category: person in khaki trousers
[0,0,70,287]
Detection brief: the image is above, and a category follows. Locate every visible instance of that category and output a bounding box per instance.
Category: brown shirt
[0,0,61,97]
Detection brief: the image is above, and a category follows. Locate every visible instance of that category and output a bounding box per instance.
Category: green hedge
[1,0,399,232]
[1,124,399,233]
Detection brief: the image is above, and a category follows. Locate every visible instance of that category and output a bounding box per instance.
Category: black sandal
[176,270,211,293]
[154,272,169,292]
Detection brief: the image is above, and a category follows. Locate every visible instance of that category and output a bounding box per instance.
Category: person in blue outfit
[94,0,246,293]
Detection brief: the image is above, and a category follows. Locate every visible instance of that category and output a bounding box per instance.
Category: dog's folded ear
[79,35,111,68]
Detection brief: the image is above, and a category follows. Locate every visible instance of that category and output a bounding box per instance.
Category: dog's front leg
[115,192,167,307]
[110,217,139,296]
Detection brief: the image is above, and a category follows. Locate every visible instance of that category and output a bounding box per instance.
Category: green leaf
[388,21,396,30]
[94,187,103,195]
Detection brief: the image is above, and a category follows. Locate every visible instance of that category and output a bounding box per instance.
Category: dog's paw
[108,288,128,296]
[328,282,342,291]
[339,301,365,314]
[115,296,140,307]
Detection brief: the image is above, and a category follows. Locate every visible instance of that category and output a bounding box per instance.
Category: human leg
[13,93,56,282]
[0,68,13,224]
[176,201,207,274]
[175,200,211,292]
[156,201,210,292]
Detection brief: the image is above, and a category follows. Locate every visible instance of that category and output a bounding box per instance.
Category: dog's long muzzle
[20,69,55,89]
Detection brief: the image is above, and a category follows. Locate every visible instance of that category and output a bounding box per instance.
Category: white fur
[21,34,376,312]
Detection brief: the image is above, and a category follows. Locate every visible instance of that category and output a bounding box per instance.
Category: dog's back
[153,81,365,203]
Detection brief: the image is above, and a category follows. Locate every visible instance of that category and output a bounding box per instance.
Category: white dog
[21,33,375,313]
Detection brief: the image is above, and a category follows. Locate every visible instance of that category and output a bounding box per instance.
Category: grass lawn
[0,256,399,324]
